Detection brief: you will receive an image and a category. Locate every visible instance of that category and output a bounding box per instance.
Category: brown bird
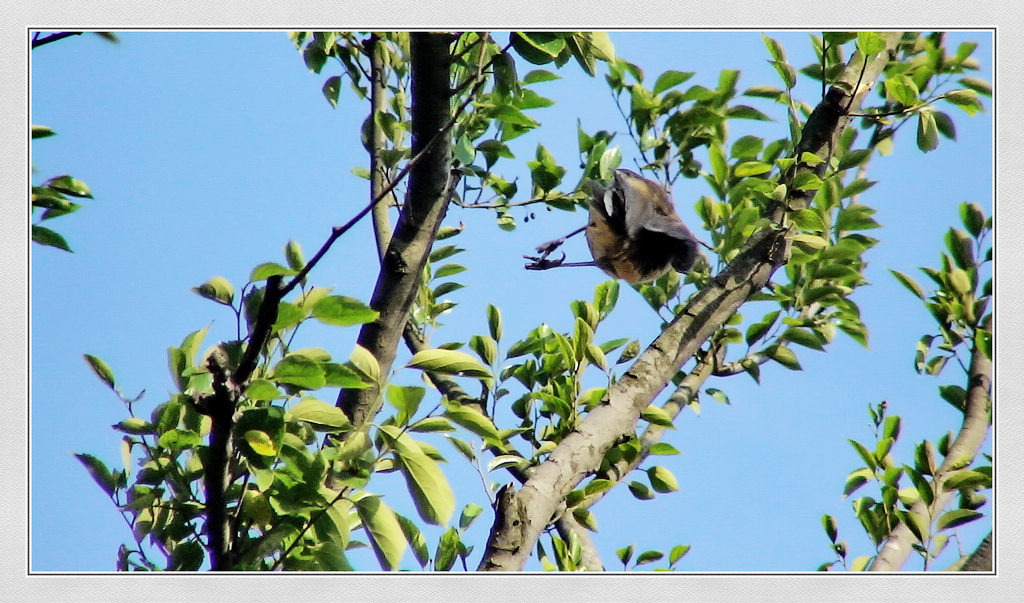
[525,169,706,284]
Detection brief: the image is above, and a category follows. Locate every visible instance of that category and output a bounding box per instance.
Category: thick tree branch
[478,33,904,571]
[579,354,714,508]
[478,226,789,570]
[337,33,454,426]
[868,320,992,571]
[957,530,993,572]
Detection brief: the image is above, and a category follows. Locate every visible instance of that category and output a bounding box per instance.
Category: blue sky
[30,30,993,573]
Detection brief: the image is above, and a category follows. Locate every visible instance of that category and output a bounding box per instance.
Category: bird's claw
[524,251,566,271]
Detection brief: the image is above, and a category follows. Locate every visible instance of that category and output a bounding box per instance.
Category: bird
[525,169,707,284]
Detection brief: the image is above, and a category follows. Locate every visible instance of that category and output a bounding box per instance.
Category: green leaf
[943,469,990,491]
[628,481,655,500]
[349,345,381,385]
[843,468,873,497]
[273,354,327,390]
[848,439,877,471]
[158,428,201,450]
[322,75,340,108]
[641,405,675,428]
[572,508,599,532]
[944,89,984,116]
[113,418,155,435]
[192,276,235,306]
[855,32,886,55]
[379,425,455,526]
[936,509,983,531]
[889,269,926,299]
[782,327,824,351]
[83,354,116,389]
[459,503,484,531]
[652,70,694,94]
[444,406,501,442]
[249,262,297,282]
[791,171,822,191]
[767,345,801,370]
[960,202,986,238]
[312,295,379,326]
[407,349,492,378]
[284,239,305,272]
[75,453,115,496]
[434,527,460,571]
[635,550,664,566]
[468,335,498,367]
[884,75,919,106]
[409,417,454,433]
[454,134,475,166]
[511,32,566,63]
[882,415,902,441]
[916,111,939,152]
[355,496,407,570]
[959,77,992,97]
[288,398,351,431]
[487,304,503,341]
[246,379,283,401]
[32,124,56,139]
[705,388,729,405]
[733,161,772,177]
[243,430,277,456]
[303,43,327,73]
[900,510,929,543]
[386,384,425,426]
[837,148,872,171]
[649,442,681,456]
[32,225,72,252]
[523,69,560,84]
[938,385,967,412]
[946,228,976,270]
[45,175,93,198]
[822,515,838,543]
[647,466,679,493]
[669,544,690,566]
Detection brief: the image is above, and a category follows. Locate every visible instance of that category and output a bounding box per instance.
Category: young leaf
[83,354,116,389]
[192,276,235,306]
[647,466,680,493]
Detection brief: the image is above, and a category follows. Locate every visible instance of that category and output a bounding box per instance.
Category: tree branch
[337,33,455,426]
[478,225,789,570]
[957,530,993,572]
[555,512,604,571]
[31,31,83,49]
[477,33,904,571]
[868,317,992,571]
[368,34,395,262]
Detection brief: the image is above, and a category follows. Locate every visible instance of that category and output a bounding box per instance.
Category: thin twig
[31,31,83,49]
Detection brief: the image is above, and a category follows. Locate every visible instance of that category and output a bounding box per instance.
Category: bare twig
[31,31,83,49]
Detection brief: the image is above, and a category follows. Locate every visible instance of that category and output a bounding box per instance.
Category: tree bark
[337,33,453,426]
[959,530,993,572]
[477,32,904,571]
[869,316,992,571]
